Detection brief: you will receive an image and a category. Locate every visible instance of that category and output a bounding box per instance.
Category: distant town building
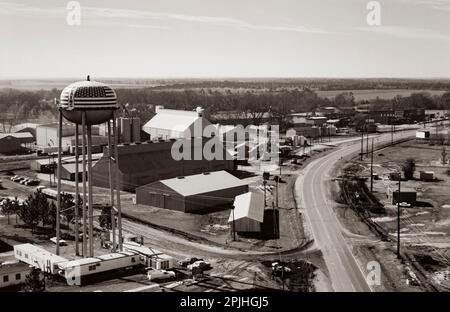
[425,109,450,120]
[136,171,248,213]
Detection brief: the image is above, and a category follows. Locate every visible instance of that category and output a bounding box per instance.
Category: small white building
[0,261,31,290]
[143,107,211,140]
[229,192,265,233]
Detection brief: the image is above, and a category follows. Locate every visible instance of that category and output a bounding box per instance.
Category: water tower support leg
[113,112,123,251]
[56,109,62,255]
[74,124,80,256]
[87,124,94,257]
[107,120,116,251]
[82,112,87,257]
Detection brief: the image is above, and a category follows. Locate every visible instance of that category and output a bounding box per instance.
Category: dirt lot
[334,140,450,291]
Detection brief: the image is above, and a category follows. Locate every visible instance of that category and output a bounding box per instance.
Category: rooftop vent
[203,172,211,175]
[177,176,185,179]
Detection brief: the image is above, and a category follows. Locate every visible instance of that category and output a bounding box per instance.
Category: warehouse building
[30,153,103,173]
[60,163,90,181]
[35,123,107,154]
[229,192,264,233]
[92,138,235,191]
[143,106,211,140]
[11,123,39,140]
[136,171,248,213]
[0,133,34,153]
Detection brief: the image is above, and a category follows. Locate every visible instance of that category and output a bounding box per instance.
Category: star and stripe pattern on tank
[59,81,118,110]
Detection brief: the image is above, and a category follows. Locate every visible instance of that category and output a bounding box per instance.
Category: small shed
[228,192,264,233]
[420,171,434,182]
[392,188,417,205]
[389,172,401,181]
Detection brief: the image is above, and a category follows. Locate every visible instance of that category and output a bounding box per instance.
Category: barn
[228,192,264,233]
[135,171,248,213]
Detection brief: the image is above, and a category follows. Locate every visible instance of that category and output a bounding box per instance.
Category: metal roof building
[0,133,34,153]
[228,192,264,233]
[136,170,248,213]
[143,107,211,140]
[92,138,235,192]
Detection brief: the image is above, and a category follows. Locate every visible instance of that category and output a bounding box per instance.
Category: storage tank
[59,80,118,125]
[120,117,132,143]
[131,117,141,143]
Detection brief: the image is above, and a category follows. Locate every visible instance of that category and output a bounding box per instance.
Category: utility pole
[391,100,394,145]
[360,131,364,161]
[275,177,279,208]
[366,128,369,157]
[263,180,267,207]
[231,205,236,241]
[397,176,401,259]
[370,138,374,192]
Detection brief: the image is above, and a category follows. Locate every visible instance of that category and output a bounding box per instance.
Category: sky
[1,0,450,79]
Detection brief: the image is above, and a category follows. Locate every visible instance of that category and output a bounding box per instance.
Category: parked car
[25,179,40,186]
[20,178,30,185]
[271,262,292,277]
[147,269,176,281]
[11,176,24,182]
[178,257,203,267]
[187,260,211,271]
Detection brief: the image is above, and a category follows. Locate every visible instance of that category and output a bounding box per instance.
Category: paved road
[296,130,417,292]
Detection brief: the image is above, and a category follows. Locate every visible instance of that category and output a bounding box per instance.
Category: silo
[120,117,132,143]
[131,117,141,143]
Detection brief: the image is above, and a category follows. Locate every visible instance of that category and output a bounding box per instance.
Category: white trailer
[123,242,174,270]
[14,244,68,275]
[61,251,142,284]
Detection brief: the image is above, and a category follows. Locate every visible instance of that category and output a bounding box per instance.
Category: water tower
[56,76,123,257]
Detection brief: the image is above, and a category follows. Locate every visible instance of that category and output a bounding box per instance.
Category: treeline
[130,78,450,91]
[1,86,450,128]
[0,88,58,120]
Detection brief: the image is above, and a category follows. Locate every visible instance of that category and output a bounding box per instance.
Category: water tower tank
[59,79,118,125]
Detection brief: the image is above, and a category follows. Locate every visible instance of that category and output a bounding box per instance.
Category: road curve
[296,131,416,292]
